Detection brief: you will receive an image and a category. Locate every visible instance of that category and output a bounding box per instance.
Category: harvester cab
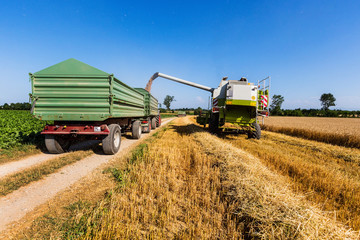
[146,72,270,139]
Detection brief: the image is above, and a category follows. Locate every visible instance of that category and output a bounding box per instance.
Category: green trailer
[30,59,160,155]
[134,88,161,128]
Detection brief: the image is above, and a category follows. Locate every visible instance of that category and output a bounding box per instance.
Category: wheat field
[262,116,360,148]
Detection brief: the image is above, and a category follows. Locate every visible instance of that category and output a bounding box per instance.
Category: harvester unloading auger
[146,72,270,139]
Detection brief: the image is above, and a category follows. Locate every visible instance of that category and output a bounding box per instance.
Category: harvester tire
[209,113,219,134]
[45,135,68,154]
[151,117,157,129]
[132,120,142,139]
[248,122,261,139]
[102,124,121,155]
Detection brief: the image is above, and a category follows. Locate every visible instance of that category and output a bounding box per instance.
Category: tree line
[0,102,31,110]
[2,93,358,118]
[273,108,360,117]
[270,93,360,117]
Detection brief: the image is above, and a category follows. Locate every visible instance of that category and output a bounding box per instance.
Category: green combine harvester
[145,73,270,139]
[177,111,186,117]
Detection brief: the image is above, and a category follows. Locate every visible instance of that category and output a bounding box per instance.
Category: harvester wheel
[102,124,121,155]
[248,122,261,139]
[151,117,157,129]
[132,120,142,139]
[45,135,68,154]
[209,113,219,134]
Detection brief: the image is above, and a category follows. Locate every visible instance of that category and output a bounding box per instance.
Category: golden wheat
[262,116,360,148]
[190,124,357,239]
[78,120,241,239]
[221,129,360,230]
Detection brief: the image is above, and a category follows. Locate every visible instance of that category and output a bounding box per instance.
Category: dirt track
[0,153,58,179]
[0,140,99,178]
[0,118,174,233]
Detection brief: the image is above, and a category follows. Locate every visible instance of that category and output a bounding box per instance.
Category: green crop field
[0,110,52,149]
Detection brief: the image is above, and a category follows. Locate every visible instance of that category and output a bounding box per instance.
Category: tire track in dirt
[0,154,59,179]
[0,118,174,232]
[0,140,99,179]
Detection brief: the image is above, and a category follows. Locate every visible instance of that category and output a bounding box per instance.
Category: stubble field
[13,116,359,239]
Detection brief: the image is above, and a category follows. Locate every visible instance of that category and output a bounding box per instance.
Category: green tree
[163,95,175,110]
[320,93,336,110]
[2,103,10,110]
[194,107,203,115]
[270,95,284,115]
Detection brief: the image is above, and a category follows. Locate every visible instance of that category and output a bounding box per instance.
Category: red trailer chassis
[41,124,110,135]
[40,115,160,155]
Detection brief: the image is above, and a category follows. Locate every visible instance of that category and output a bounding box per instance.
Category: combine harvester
[146,72,270,139]
[30,59,161,155]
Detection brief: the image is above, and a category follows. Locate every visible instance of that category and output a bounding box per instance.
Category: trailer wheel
[151,117,157,129]
[45,135,68,154]
[156,115,161,127]
[209,113,219,134]
[248,122,261,139]
[132,120,142,139]
[102,124,121,155]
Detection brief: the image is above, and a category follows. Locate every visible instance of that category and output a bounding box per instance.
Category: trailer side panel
[31,59,146,121]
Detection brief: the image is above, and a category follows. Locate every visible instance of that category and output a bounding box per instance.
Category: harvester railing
[257,76,271,123]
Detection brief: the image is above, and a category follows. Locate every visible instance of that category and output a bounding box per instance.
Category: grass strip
[0,150,93,196]
[160,113,177,118]
[0,144,41,165]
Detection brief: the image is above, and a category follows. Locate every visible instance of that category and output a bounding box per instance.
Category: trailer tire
[132,120,142,139]
[45,135,68,154]
[151,117,157,129]
[209,113,219,134]
[102,124,121,155]
[156,115,161,127]
[248,122,261,139]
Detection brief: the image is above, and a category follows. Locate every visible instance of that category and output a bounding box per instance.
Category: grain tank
[145,72,270,138]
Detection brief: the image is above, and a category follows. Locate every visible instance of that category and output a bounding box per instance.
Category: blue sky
[0,0,359,110]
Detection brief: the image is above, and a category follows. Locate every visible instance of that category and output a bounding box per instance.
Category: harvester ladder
[257,76,271,124]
